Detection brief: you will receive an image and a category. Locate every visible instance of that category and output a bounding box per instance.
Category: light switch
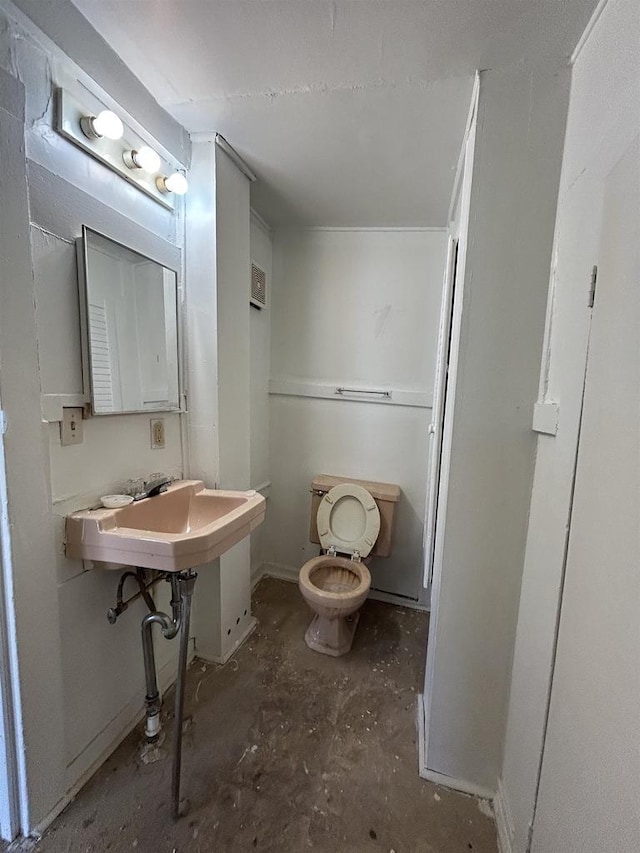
[60,407,83,445]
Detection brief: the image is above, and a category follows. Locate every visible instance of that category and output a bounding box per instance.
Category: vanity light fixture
[80,109,124,141]
[57,87,188,210]
[157,172,189,196]
[123,145,162,173]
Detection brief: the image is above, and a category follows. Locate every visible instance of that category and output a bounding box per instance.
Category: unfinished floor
[20,578,497,853]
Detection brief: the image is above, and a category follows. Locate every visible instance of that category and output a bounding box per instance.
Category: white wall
[188,141,255,664]
[533,132,638,853]
[265,228,447,600]
[249,213,273,578]
[249,214,273,492]
[185,140,218,487]
[0,63,63,840]
[423,65,571,795]
[0,0,189,834]
[499,2,640,850]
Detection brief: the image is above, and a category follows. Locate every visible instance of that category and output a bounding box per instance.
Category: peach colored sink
[65,480,266,571]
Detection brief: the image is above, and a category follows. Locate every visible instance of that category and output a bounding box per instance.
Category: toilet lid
[316,483,381,558]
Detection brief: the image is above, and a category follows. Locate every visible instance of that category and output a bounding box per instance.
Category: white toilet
[298,475,400,657]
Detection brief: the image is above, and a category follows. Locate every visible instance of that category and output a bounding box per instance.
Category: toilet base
[304,611,360,657]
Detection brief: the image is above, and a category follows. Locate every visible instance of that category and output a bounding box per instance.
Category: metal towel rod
[335,387,392,398]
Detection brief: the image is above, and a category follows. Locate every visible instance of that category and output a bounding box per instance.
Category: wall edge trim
[570,0,610,66]
[250,208,272,235]
[494,778,516,853]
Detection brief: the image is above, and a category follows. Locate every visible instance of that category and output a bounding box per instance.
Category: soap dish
[100,494,134,509]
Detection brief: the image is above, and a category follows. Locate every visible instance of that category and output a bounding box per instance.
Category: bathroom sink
[65,480,266,571]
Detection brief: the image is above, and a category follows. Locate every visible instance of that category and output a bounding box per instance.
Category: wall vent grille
[251,263,267,308]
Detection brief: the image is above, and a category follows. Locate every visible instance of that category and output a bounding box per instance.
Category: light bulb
[123,145,161,173]
[81,109,124,141]
[157,172,188,195]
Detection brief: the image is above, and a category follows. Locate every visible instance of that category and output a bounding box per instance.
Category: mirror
[77,227,180,415]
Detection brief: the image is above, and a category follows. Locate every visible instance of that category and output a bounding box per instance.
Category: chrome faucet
[134,474,172,501]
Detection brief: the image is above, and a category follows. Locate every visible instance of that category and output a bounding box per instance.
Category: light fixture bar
[56,88,186,211]
[214,134,257,182]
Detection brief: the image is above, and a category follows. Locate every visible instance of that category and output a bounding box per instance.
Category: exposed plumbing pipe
[139,570,198,819]
[171,571,196,819]
[108,568,198,819]
[107,568,159,624]
[141,574,181,741]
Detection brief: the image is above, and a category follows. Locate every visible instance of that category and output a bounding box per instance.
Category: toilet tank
[309,474,401,558]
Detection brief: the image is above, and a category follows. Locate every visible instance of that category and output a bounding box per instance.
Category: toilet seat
[316,483,380,559]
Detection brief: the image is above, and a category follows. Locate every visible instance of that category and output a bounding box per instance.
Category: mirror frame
[76,225,183,416]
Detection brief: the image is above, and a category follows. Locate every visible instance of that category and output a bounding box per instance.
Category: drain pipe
[141,574,181,741]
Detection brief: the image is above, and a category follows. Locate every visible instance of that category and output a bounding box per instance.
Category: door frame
[419,76,483,795]
[0,402,22,840]
[423,235,458,588]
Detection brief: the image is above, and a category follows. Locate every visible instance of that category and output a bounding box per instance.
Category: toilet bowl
[299,481,381,656]
[299,555,371,657]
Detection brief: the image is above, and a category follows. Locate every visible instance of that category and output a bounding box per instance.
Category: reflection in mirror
[77,228,180,415]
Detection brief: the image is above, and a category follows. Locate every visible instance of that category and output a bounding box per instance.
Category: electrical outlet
[60,407,83,446]
[150,418,165,449]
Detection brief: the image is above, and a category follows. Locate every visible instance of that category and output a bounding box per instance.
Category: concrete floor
[16,578,497,853]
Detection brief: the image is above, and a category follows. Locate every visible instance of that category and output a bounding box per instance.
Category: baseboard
[31,650,192,838]
[368,587,429,613]
[417,691,428,776]
[494,778,515,853]
[251,560,269,589]
[416,693,496,800]
[259,561,298,585]
[256,562,430,611]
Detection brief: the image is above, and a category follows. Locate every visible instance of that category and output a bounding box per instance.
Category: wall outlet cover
[151,418,165,449]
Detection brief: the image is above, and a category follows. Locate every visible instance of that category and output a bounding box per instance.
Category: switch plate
[60,407,83,445]
[150,418,165,449]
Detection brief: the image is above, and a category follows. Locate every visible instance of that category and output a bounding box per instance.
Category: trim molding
[494,778,515,853]
[41,393,88,423]
[250,208,272,235]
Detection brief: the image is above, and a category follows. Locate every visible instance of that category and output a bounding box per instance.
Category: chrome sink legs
[138,569,198,819]
[170,570,196,819]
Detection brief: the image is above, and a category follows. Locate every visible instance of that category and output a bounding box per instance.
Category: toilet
[299,475,401,657]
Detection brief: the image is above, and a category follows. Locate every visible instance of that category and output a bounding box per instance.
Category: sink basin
[65,480,266,571]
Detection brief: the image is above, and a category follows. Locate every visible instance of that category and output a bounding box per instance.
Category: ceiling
[71,0,597,227]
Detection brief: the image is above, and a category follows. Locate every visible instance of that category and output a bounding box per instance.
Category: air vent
[250,263,267,309]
